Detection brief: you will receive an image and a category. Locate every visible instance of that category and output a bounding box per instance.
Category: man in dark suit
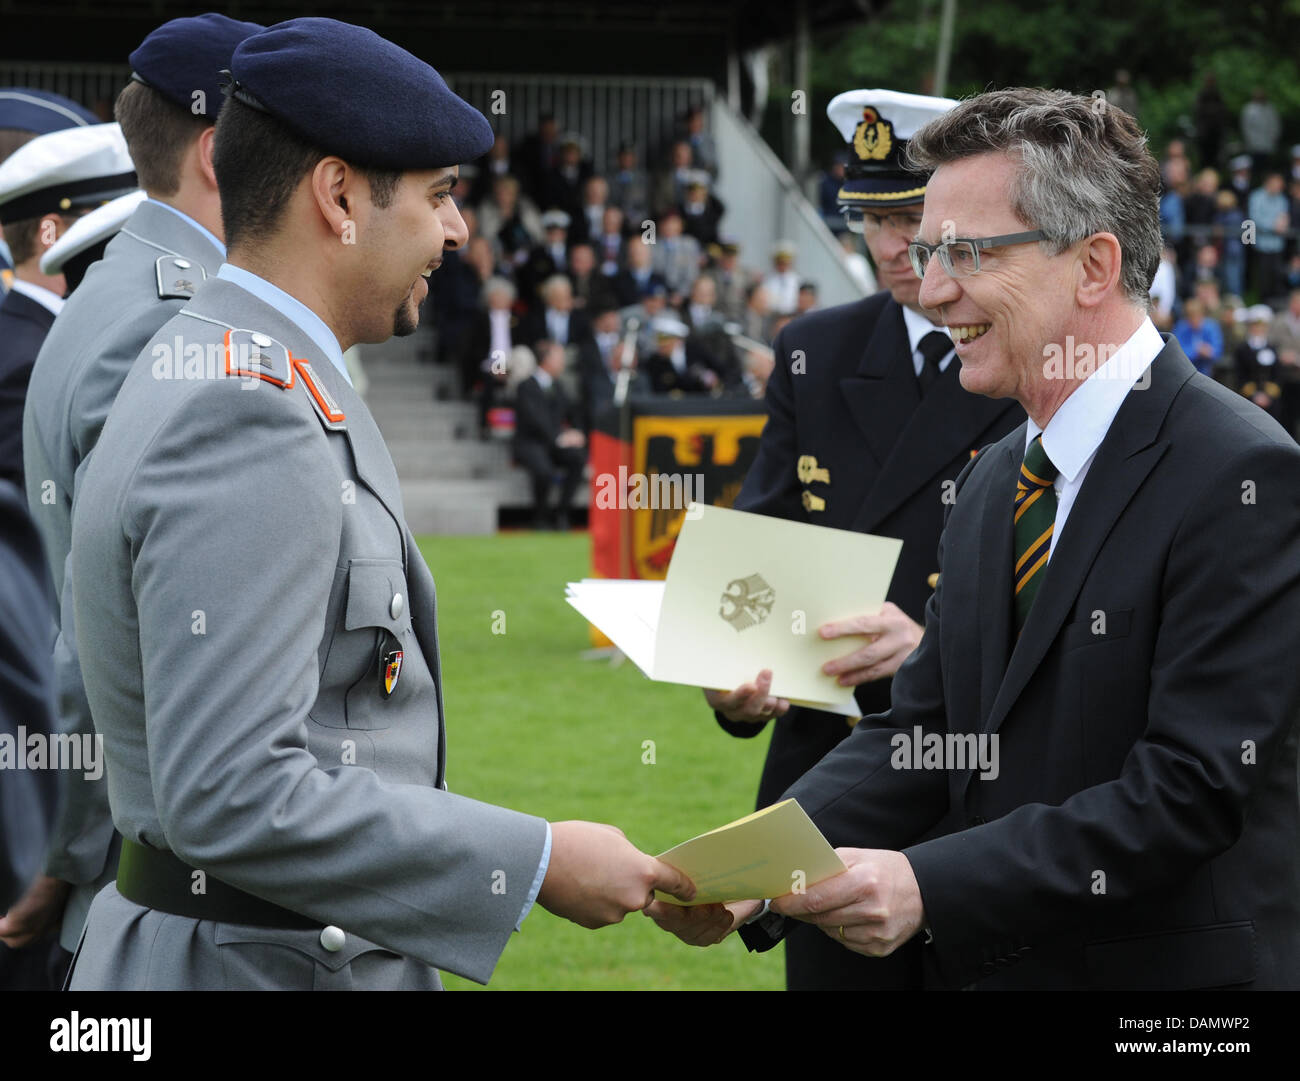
[513,339,587,528]
[519,273,592,352]
[695,90,1022,991]
[655,87,1300,991]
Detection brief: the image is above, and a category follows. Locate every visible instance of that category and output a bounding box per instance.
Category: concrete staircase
[358,330,579,535]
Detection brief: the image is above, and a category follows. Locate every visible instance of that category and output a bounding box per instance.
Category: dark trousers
[514,439,584,523]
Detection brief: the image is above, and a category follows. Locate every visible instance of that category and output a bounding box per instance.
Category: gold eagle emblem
[853,107,894,162]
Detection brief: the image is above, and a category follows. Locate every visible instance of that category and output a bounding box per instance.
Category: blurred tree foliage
[765,0,1300,171]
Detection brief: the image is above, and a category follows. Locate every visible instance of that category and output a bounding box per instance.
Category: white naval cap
[651,314,689,338]
[826,89,957,208]
[0,121,136,226]
[40,188,145,274]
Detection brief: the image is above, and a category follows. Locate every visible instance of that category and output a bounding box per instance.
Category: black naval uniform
[0,288,57,490]
[720,290,1023,989]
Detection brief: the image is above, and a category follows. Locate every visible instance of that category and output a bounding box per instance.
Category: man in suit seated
[513,339,587,529]
[519,273,592,351]
[650,86,1300,991]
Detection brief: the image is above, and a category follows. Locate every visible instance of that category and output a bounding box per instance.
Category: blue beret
[129,13,263,119]
[228,18,494,170]
[0,89,97,135]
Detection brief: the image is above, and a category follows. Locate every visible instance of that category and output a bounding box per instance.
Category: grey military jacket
[67,276,548,989]
[22,199,224,949]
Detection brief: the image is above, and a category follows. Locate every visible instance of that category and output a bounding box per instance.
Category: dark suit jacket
[779,339,1300,990]
[0,289,56,489]
[512,373,584,450]
[519,307,592,352]
[723,292,1022,989]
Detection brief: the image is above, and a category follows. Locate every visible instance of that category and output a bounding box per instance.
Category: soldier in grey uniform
[17,13,262,972]
[67,17,692,991]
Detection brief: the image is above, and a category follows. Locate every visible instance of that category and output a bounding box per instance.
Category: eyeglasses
[842,208,924,238]
[907,230,1046,279]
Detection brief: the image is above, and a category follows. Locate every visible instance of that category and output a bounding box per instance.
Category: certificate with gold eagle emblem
[566,503,901,715]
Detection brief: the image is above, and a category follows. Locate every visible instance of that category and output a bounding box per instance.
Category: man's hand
[643,898,763,946]
[538,821,695,929]
[819,602,923,687]
[0,875,72,949]
[771,848,924,957]
[556,429,585,449]
[703,668,790,724]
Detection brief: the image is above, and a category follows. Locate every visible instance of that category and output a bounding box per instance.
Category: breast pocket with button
[310,559,414,731]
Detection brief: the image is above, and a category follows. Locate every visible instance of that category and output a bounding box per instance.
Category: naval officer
[11,13,261,981]
[68,18,692,991]
[682,91,1024,989]
[0,88,99,288]
[0,123,135,492]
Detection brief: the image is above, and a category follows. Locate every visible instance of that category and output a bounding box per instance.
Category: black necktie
[916,331,951,395]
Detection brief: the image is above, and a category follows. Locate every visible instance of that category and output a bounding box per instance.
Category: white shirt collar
[534,367,553,390]
[901,304,954,371]
[9,278,64,315]
[1027,317,1163,482]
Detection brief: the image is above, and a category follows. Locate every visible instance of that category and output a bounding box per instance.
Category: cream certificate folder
[565,503,902,715]
[654,799,846,906]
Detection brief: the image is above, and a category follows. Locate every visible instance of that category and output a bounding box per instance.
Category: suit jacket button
[320,925,346,952]
[390,593,404,619]
[980,961,997,975]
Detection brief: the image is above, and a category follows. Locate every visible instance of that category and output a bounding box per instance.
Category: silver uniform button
[250,332,273,348]
[173,258,191,269]
[320,925,346,952]
[390,593,404,619]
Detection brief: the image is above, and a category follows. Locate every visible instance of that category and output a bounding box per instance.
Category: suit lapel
[974,440,1020,732]
[979,341,1194,741]
[840,303,918,474]
[855,358,1021,533]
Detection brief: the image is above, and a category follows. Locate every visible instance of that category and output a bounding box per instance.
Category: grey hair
[482,276,516,304]
[905,87,1162,307]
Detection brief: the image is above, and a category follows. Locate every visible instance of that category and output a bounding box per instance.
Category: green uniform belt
[117,838,318,930]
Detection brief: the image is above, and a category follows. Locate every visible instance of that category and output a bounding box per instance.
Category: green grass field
[415,531,784,991]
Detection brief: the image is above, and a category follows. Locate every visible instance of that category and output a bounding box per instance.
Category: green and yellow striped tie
[1013,434,1059,633]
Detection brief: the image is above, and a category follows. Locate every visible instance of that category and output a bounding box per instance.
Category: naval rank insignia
[381,645,403,698]
[796,455,830,485]
[853,106,894,163]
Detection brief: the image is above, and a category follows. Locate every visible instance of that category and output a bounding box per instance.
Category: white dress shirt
[902,304,955,377]
[1028,317,1163,557]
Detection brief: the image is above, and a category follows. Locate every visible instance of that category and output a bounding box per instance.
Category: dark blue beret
[0,89,97,134]
[129,13,263,119]
[228,18,494,170]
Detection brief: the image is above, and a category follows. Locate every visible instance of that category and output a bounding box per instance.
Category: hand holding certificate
[566,504,903,715]
[642,799,847,947]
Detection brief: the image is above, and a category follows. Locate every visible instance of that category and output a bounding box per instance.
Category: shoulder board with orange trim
[224,329,294,388]
[293,358,347,431]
